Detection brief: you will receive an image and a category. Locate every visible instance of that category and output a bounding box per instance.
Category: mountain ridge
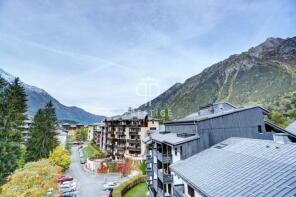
[0,68,105,124]
[138,36,296,119]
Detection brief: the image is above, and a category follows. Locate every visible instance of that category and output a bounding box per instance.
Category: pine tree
[1,78,27,142]
[26,101,59,162]
[0,77,26,185]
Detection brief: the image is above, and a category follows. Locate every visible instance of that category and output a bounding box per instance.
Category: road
[67,147,122,197]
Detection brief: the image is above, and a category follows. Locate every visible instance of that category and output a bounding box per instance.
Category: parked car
[58,176,73,184]
[60,190,76,197]
[102,188,112,197]
[80,158,86,164]
[59,181,77,191]
[103,182,118,189]
[79,152,84,158]
[60,187,75,193]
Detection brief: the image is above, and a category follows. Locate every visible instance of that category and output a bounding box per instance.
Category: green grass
[124,183,147,197]
[82,143,104,160]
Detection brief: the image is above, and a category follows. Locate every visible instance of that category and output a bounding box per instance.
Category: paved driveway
[67,147,122,197]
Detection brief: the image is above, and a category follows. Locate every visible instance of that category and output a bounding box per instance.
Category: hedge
[112,175,147,197]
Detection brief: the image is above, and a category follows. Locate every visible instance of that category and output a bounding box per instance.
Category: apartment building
[61,123,85,136]
[144,102,296,197]
[170,137,296,197]
[93,122,105,150]
[22,119,32,144]
[101,110,159,160]
[87,124,95,141]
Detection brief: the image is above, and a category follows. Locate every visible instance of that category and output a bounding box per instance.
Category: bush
[1,159,62,196]
[112,175,146,197]
[49,146,71,171]
[139,161,147,175]
[0,142,22,185]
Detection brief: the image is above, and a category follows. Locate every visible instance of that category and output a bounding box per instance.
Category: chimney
[273,133,292,144]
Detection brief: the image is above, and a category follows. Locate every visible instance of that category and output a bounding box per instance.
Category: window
[175,148,177,156]
[258,125,262,134]
[180,146,183,155]
[187,185,195,197]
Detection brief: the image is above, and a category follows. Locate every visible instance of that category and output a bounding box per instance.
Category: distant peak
[0,67,16,82]
[262,37,283,46]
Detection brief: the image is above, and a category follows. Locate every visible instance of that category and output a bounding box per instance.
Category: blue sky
[0,0,295,116]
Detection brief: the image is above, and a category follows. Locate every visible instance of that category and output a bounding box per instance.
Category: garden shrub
[112,175,146,197]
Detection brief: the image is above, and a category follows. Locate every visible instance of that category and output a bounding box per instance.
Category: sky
[0,0,295,116]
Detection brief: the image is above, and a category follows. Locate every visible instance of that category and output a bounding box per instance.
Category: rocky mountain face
[0,68,105,124]
[138,36,296,119]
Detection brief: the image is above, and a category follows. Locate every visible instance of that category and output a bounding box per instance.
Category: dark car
[80,158,86,164]
[58,176,73,184]
[102,188,112,197]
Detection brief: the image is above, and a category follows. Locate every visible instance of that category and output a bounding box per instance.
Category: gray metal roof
[171,137,296,197]
[286,121,296,136]
[147,132,199,145]
[265,120,296,138]
[166,105,269,124]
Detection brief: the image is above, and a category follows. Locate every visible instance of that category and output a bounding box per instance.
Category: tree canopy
[49,146,71,171]
[26,101,59,162]
[0,77,27,185]
[1,159,62,196]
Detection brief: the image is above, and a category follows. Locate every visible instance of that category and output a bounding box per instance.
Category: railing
[153,163,158,174]
[147,155,153,163]
[146,167,153,176]
[126,138,140,143]
[153,180,158,192]
[173,185,184,197]
[156,151,172,164]
[157,188,164,197]
[158,169,173,184]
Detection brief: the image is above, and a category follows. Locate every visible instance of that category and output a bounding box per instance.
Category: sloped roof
[166,105,269,124]
[265,120,296,138]
[145,132,199,145]
[170,137,296,197]
[286,121,296,136]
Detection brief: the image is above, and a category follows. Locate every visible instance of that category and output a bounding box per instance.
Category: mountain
[0,68,105,124]
[138,36,296,119]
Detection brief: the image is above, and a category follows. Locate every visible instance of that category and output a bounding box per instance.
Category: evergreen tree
[164,107,170,122]
[26,101,59,162]
[0,76,26,185]
[1,78,27,142]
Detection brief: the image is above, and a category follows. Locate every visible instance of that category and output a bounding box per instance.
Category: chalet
[144,102,296,197]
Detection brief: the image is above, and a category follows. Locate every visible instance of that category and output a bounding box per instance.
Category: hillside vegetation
[138,36,296,125]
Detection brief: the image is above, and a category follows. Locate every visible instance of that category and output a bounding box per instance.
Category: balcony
[158,169,173,184]
[129,130,140,135]
[173,185,184,197]
[153,180,158,191]
[157,188,164,197]
[146,167,153,176]
[147,155,152,163]
[156,151,172,164]
[127,138,140,143]
[146,179,152,186]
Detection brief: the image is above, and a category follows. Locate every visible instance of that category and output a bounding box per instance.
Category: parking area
[66,147,126,197]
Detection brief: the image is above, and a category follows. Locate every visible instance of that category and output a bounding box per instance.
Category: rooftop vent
[214,143,228,149]
[160,131,171,134]
[177,133,195,138]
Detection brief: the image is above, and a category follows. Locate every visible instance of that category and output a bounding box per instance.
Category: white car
[59,181,77,191]
[103,182,118,189]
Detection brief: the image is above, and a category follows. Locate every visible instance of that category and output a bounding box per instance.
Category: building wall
[88,125,94,141]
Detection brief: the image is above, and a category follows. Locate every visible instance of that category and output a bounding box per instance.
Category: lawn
[82,143,104,160]
[124,183,148,197]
